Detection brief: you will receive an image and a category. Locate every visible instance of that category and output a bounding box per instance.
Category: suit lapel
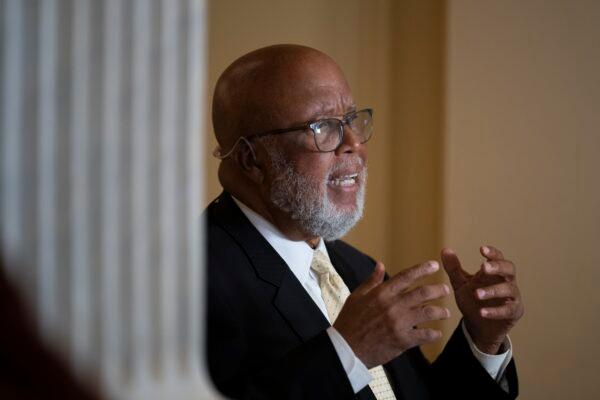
[210,192,330,342]
[273,272,331,341]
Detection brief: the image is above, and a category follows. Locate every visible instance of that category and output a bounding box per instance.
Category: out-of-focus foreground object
[0,255,101,399]
[0,0,218,398]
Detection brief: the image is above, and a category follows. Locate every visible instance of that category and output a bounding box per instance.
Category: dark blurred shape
[0,256,102,400]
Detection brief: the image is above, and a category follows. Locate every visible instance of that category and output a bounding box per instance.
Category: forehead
[292,85,355,121]
[262,67,356,127]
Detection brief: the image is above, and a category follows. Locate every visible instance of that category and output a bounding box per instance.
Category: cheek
[294,154,331,183]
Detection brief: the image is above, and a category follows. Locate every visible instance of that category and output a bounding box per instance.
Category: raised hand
[334,261,451,368]
[441,246,524,354]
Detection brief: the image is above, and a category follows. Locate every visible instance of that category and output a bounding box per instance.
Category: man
[205,44,523,399]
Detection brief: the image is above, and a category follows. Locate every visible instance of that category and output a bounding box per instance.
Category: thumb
[441,248,468,290]
[356,262,385,295]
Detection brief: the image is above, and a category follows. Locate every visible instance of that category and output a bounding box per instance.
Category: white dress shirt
[232,197,512,393]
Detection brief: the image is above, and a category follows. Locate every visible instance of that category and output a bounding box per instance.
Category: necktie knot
[310,250,335,275]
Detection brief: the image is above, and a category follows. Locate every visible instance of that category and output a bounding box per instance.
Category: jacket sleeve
[423,324,519,400]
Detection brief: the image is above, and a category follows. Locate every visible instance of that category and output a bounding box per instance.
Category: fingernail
[445,308,451,318]
[482,246,490,255]
[428,261,439,271]
[480,308,489,317]
[477,289,486,299]
[443,284,450,294]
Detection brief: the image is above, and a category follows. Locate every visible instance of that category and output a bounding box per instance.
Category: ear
[235,141,264,184]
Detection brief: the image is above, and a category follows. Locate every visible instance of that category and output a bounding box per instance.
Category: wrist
[464,321,505,355]
[474,340,503,355]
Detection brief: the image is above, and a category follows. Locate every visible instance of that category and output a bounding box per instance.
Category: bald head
[212,44,353,151]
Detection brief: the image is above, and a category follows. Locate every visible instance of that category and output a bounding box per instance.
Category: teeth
[330,176,357,186]
[328,172,360,187]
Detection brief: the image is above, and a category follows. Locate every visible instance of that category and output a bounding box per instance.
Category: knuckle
[395,273,410,288]
[498,284,509,296]
[436,283,447,294]
[418,286,432,299]
[485,308,496,317]
[405,269,419,284]
[423,329,439,341]
[422,305,436,319]
[373,288,386,304]
[385,306,397,322]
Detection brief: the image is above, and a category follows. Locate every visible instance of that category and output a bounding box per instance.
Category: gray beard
[267,148,366,241]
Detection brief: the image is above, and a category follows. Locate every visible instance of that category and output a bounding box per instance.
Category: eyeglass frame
[245,107,373,153]
[213,108,373,159]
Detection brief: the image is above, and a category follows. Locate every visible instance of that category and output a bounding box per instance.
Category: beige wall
[445,1,600,399]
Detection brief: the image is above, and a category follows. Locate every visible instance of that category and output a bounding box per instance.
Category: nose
[334,124,362,155]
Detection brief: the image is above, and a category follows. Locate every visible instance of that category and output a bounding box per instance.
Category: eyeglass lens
[312,109,373,152]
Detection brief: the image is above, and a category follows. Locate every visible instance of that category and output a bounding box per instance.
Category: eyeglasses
[213,108,373,159]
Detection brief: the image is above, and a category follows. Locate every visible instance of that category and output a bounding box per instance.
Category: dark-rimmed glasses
[214,108,373,159]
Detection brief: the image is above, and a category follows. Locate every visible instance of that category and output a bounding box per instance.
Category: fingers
[384,261,440,294]
[481,302,524,320]
[402,283,450,307]
[481,245,505,261]
[441,248,468,290]
[410,305,451,326]
[476,281,519,301]
[386,283,451,338]
[355,262,385,295]
[482,260,516,281]
[408,328,443,347]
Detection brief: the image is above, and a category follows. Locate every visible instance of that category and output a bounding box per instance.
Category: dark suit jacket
[205,192,518,399]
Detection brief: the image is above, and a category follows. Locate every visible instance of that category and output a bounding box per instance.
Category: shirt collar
[232,196,329,285]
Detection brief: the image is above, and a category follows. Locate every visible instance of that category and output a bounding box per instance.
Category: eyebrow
[312,104,357,120]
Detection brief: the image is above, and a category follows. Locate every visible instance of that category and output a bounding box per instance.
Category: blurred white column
[0,0,218,398]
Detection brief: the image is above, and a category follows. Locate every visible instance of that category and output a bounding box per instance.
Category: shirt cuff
[461,320,513,381]
[326,327,372,393]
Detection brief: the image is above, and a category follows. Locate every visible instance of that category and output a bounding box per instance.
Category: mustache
[327,157,366,178]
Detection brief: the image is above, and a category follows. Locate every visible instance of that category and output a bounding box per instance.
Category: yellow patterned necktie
[310,250,397,400]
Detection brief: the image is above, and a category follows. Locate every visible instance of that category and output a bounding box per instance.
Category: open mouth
[328,172,359,187]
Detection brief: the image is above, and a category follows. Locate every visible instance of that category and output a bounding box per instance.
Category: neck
[306,237,320,249]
